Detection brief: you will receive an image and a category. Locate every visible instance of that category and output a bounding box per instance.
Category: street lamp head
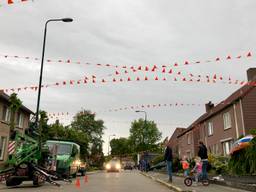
[62,18,73,22]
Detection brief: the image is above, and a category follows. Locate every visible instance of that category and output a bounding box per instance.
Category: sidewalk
[141,171,252,192]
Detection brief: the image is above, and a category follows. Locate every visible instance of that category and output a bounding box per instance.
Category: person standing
[164,139,173,183]
[198,141,208,180]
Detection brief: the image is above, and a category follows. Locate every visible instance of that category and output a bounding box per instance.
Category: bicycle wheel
[184,178,193,186]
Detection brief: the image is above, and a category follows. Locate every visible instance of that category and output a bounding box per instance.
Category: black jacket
[198,144,208,159]
[164,146,173,161]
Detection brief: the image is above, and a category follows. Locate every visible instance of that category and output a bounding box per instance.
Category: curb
[140,172,185,192]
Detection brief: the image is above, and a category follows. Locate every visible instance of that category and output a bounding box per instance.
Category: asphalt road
[0,171,173,192]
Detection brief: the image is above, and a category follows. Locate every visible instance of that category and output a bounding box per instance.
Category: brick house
[168,127,186,158]
[177,68,256,158]
[0,91,33,165]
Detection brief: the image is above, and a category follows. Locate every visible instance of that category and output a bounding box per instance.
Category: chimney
[247,68,256,82]
[205,101,214,112]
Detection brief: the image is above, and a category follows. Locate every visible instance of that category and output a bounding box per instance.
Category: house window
[208,122,213,136]
[212,144,219,155]
[222,140,233,156]
[16,112,24,128]
[2,106,11,122]
[223,112,231,130]
[187,133,191,145]
[0,137,7,160]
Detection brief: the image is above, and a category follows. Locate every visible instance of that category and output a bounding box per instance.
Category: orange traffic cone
[84,175,88,183]
[75,177,81,188]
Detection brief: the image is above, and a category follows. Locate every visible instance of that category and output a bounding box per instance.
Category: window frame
[0,137,7,161]
[2,106,11,122]
[187,133,191,145]
[223,112,232,130]
[207,121,213,136]
[222,140,233,156]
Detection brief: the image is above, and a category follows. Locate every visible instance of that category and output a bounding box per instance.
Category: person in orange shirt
[181,156,190,177]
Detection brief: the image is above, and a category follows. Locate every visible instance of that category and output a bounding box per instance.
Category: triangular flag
[184,61,189,65]
[8,0,14,4]
[102,79,106,83]
[237,55,242,59]
[136,77,140,81]
[115,71,119,75]
[145,76,148,81]
[216,58,220,61]
[138,66,142,70]
[145,66,149,71]
[226,55,231,59]
[162,68,166,73]
[127,77,131,81]
[168,69,173,74]
[247,52,252,57]
[174,63,178,67]
[113,78,116,82]
[155,76,158,80]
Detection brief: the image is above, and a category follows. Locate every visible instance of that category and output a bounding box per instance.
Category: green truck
[46,140,85,178]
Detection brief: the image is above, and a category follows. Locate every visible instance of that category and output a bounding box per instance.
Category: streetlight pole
[35,18,73,149]
[108,134,116,156]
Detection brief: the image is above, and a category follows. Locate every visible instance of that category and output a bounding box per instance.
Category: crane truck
[0,130,71,187]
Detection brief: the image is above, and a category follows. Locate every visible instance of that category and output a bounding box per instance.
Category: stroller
[184,170,209,187]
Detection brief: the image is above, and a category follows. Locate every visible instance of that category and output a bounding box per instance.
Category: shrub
[208,153,229,175]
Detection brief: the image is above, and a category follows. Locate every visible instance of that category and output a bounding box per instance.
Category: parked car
[124,163,133,170]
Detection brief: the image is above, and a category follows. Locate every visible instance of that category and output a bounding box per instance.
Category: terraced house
[0,91,33,166]
[177,68,256,159]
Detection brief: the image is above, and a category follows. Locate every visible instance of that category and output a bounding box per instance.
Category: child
[192,156,202,185]
[181,156,189,177]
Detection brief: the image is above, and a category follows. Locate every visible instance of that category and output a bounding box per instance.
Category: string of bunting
[47,99,235,119]
[0,51,252,70]
[0,70,251,94]
[0,0,32,7]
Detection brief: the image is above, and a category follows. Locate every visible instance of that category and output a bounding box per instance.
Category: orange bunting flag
[8,0,14,4]
[138,66,142,70]
[184,61,189,65]
[155,76,158,81]
[145,76,148,81]
[136,77,140,81]
[168,69,173,74]
[247,52,252,57]
[237,55,242,59]
[113,78,116,82]
[145,66,149,71]
[163,77,167,81]
[127,77,131,81]
[115,71,120,75]
[120,78,123,82]
[102,79,106,83]
[174,63,178,66]
[216,58,220,61]
[227,55,231,60]
[162,68,166,73]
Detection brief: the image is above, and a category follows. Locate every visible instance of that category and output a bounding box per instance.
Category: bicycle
[184,171,210,186]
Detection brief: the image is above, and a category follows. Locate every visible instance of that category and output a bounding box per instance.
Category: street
[0,171,173,192]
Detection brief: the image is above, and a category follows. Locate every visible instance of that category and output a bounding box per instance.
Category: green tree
[71,110,105,166]
[9,93,22,133]
[129,118,162,152]
[110,138,132,156]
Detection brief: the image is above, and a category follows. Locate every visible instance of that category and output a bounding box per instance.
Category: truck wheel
[6,177,22,186]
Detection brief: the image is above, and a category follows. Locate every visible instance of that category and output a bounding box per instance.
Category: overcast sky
[1,0,256,154]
